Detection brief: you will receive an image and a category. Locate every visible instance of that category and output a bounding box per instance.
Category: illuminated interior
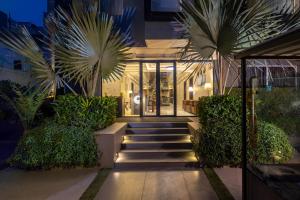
[102,61,213,117]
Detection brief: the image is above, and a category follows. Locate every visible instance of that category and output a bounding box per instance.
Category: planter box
[94,122,127,168]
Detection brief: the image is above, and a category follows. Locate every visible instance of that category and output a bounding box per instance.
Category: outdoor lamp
[189,86,194,92]
[204,83,212,90]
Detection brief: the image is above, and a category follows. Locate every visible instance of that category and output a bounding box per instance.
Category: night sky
[0,0,46,26]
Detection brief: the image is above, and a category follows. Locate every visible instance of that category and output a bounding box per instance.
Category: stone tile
[214,167,242,200]
[141,171,190,200]
[183,170,218,200]
[95,171,146,200]
[0,168,97,200]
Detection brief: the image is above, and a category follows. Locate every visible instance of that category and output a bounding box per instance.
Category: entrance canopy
[235,28,300,59]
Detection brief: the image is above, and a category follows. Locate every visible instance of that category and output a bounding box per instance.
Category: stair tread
[125,134,190,137]
[127,127,188,130]
[122,140,192,144]
[116,157,197,163]
[120,149,193,153]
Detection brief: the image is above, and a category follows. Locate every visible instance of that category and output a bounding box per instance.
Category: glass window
[245,59,300,199]
[103,62,140,116]
[151,0,181,12]
[176,62,213,116]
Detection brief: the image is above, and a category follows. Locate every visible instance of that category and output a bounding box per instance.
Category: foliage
[0,87,46,130]
[54,0,134,96]
[179,0,300,95]
[0,80,27,98]
[256,88,300,135]
[0,28,69,95]
[195,95,294,167]
[54,95,117,130]
[196,95,242,166]
[228,87,300,135]
[9,123,98,169]
[248,121,294,164]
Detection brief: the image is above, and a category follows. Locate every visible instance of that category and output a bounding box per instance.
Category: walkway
[95,170,218,200]
[0,168,97,200]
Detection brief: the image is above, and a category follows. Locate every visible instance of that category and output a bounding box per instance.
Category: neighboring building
[0,11,45,86]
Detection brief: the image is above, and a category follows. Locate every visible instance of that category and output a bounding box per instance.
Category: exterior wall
[0,68,31,86]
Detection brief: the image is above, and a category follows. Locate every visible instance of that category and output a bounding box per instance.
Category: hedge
[195,95,294,167]
[9,123,98,169]
[54,95,118,130]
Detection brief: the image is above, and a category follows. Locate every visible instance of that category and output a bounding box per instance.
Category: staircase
[115,122,198,169]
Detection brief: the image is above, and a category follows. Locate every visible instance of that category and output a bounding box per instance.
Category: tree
[0,27,72,97]
[54,0,135,97]
[0,87,46,133]
[179,0,300,95]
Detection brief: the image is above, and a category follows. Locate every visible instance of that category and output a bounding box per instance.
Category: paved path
[0,168,97,200]
[95,170,218,200]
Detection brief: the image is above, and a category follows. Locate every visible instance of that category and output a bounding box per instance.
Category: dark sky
[0,0,46,26]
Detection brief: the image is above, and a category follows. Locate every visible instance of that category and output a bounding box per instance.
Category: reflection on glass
[246,59,300,200]
[151,0,181,12]
[143,63,157,116]
[102,62,140,116]
[160,63,174,115]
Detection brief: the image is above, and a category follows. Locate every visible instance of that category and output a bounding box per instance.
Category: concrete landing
[95,170,218,200]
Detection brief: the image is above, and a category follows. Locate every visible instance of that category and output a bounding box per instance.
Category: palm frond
[0,87,46,130]
[54,0,132,96]
[0,27,67,94]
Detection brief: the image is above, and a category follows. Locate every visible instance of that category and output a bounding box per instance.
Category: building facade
[45,0,300,117]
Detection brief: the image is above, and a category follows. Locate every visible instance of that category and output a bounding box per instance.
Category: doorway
[141,62,176,116]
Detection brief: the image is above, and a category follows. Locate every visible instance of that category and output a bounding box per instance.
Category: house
[47,0,300,117]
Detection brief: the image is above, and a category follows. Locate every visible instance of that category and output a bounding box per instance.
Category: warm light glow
[204,83,212,90]
[189,86,194,92]
[128,90,133,94]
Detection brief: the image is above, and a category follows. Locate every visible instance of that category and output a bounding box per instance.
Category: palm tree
[0,87,46,133]
[0,27,72,97]
[179,0,300,95]
[54,0,134,97]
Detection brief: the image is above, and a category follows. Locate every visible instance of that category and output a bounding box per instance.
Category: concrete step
[124,134,190,141]
[128,122,188,128]
[126,128,190,135]
[115,157,199,169]
[121,140,193,150]
[118,149,195,159]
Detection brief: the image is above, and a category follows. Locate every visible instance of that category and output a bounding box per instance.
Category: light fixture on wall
[188,86,194,92]
[204,83,213,96]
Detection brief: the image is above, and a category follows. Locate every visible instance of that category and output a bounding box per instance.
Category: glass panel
[245,59,300,199]
[176,62,213,116]
[103,62,140,116]
[143,63,157,116]
[151,0,181,12]
[160,63,174,115]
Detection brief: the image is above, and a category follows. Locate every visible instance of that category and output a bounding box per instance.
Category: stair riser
[115,162,200,170]
[121,143,193,150]
[128,123,188,128]
[118,152,195,159]
[126,129,190,135]
[124,135,190,141]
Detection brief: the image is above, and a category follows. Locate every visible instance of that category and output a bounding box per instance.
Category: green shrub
[196,95,242,167]
[249,121,294,164]
[256,88,300,136]
[54,95,117,130]
[10,123,98,169]
[195,95,294,167]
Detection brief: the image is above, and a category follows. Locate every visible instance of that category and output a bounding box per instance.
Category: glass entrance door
[142,63,157,116]
[142,62,176,116]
